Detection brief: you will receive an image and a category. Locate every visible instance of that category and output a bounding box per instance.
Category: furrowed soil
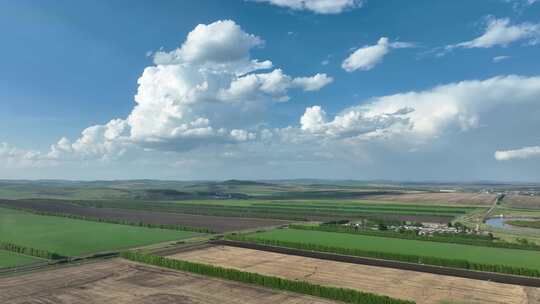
[169,245,540,304]
[369,193,496,206]
[0,259,339,304]
[0,199,289,232]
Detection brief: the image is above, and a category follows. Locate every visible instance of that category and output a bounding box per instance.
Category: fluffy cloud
[299,105,412,138]
[299,75,540,143]
[18,20,331,162]
[495,146,540,161]
[48,119,129,160]
[447,17,540,50]
[251,0,363,14]
[342,37,414,72]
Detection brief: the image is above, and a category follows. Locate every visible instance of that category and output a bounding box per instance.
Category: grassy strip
[0,241,64,260]
[76,201,456,222]
[0,203,214,234]
[289,224,540,251]
[506,220,540,229]
[227,234,540,278]
[120,251,414,304]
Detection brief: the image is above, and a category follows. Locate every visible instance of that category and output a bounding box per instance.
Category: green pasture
[249,228,540,271]
[0,207,202,256]
[0,250,43,268]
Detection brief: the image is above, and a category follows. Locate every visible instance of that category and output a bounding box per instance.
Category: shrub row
[289,224,540,251]
[0,241,64,260]
[227,235,540,278]
[120,251,414,304]
[0,204,213,234]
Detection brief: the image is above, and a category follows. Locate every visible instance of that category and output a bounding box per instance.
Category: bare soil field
[169,245,540,304]
[0,199,289,232]
[503,195,540,209]
[368,192,496,206]
[0,259,339,304]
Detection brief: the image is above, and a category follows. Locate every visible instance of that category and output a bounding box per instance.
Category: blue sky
[1,0,540,181]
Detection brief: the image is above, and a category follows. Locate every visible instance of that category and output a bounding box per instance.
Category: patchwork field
[0,200,289,233]
[246,228,540,271]
[0,207,201,256]
[0,259,339,304]
[169,245,540,304]
[61,198,471,223]
[0,250,44,268]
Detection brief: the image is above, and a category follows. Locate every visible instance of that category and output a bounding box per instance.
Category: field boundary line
[211,239,540,288]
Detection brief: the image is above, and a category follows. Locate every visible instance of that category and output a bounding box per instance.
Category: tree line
[288,224,540,251]
[226,234,540,278]
[0,241,64,260]
[120,251,414,304]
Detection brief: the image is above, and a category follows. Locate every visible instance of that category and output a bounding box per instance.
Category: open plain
[0,259,340,304]
[169,245,540,304]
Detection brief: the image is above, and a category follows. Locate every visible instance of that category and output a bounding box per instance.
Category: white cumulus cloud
[7,20,332,164]
[342,37,414,72]
[251,0,363,14]
[298,75,540,143]
[495,146,540,160]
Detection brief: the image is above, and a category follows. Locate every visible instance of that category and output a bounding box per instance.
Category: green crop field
[249,228,540,271]
[0,207,202,256]
[71,199,475,221]
[0,250,44,268]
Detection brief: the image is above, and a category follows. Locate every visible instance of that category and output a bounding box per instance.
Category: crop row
[120,251,414,304]
[74,200,457,220]
[227,235,540,278]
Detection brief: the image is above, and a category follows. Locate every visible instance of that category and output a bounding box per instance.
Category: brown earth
[369,192,496,206]
[0,259,338,304]
[169,245,540,304]
[503,195,540,209]
[0,199,289,233]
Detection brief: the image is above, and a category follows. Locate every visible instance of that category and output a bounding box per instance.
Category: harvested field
[170,245,540,304]
[0,259,339,304]
[503,195,540,209]
[0,199,290,233]
[369,193,496,206]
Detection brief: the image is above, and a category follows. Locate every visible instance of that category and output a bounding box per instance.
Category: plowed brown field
[0,259,338,304]
[169,245,540,304]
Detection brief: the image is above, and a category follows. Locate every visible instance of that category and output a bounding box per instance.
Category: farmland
[0,199,289,233]
[506,220,540,229]
[169,245,540,304]
[0,250,43,268]
[242,228,540,271]
[0,207,201,256]
[0,259,340,304]
[66,198,474,223]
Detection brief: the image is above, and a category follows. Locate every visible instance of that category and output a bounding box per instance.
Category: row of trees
[0,241,64,260]
[288,224,540,251]
[226,235,540,278]
[0,204,213,234]
[120,251,414,304]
